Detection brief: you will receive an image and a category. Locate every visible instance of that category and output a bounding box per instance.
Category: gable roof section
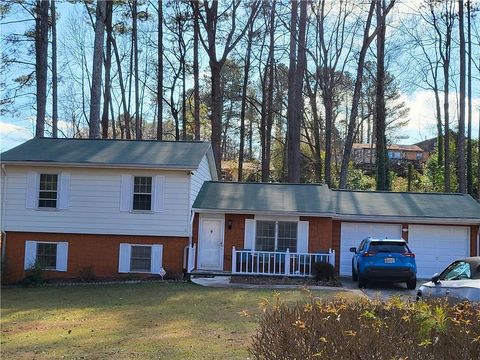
[334,190,480,221]
[194,181,480,222]
[192,181,334,215]
[1,137,213,170]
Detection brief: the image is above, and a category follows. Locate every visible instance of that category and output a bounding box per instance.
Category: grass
[1,282,351,359]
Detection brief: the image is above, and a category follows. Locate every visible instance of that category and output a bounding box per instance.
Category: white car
[417,257,480,302]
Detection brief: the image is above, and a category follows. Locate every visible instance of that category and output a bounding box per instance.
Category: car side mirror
[431,273,440,284]
[349,247,357,253]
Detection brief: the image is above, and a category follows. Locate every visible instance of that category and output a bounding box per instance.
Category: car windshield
[368,241,409,253]
[440,261,471,281]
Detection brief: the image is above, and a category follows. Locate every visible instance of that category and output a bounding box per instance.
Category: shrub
[311,261,335,281]
[19,262,44,286]
[78,265,96,282]
[249,296,480,360]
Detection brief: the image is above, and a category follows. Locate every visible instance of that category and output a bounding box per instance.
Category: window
[368,241,409,253]
[277,222,297,252]
[36,243,57,269]
[133,176,152,211]
[441,261,471,281]
[130,245,152,272]
[39,174,58,208]
[255,220,298,252]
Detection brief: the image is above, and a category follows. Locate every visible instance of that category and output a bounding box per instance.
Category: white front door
[198,219,224,270]
[340,222,402,276]
[408,225,470,278]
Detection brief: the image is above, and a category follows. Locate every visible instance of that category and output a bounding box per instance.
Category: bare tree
[157,0,163,140]
[89,0,107,139]
[191,0,200,140]
[51,0,58,138]
[457,0,466,193]
[35,0,49,137]
[466,0,473,195]
[197,0,260,175]
[102,0,113,139]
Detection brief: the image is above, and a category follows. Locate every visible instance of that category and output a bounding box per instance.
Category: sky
[0,0,479,152]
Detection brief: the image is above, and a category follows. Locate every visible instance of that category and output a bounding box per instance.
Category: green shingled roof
[1,138,211,169]
[193,181,480,220]
[334,190,480,220]
[192,181,334,214]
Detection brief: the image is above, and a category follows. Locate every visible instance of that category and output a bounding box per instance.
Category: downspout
[1,164,7,263]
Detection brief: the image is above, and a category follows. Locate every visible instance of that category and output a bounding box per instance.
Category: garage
[408,225,470,278]
[339,222,402,276]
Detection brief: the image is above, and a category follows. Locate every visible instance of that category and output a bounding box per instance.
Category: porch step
[189,270,232,277]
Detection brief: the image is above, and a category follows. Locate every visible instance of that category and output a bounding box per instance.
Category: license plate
[384,258,395,264]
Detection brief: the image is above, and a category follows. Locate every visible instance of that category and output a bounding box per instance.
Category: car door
[353,239,366,270]
[435,261,472,299]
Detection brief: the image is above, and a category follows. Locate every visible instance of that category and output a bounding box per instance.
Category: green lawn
[1,282,350,359]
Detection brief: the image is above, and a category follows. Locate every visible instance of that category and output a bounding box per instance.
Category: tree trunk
[238,22,254,181]
[210,61,223,174]
[157,0,163,140]
[89,0,106,139]
[102,0,113,139]
[286,0,301,183]
[434,86,443,166]
[375,0,388,190]
[339,0,376,188]
[443,40,451,192]
[112,35,131,139]
[324,93,334,187]
[457,0,466,193]
[133,1,141,139]
[35,0,49,137]
[50,0,58,138]
[191,1,200,140]
[466,0,472,195]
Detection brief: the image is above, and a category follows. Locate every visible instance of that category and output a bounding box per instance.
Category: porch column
[232,246,236,274]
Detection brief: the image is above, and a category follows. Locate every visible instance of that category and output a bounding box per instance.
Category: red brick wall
[3,232,188,284]
[300,217,333,253]
[223,214,255,271]
[470,225,479,257]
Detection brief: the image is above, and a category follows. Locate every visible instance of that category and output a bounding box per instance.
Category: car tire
[352,261,358,282]
[407,279,417,290]
[358,273,367,288]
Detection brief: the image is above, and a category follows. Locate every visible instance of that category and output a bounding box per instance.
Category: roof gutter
[0,161,197,171]
[191,208,480,225]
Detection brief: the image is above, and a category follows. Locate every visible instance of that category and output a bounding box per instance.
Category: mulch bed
[230,275,342,287]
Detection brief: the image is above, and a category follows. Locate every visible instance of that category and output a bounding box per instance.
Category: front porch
[188,244,335,278]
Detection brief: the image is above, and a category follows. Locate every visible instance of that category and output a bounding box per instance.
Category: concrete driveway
[340,276,425,301]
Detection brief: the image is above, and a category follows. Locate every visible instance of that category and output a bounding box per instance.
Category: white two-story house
[0,138,216,283]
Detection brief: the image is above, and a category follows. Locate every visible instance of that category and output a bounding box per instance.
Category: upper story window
[255,220,298,252]
[39,174,58,208]
[36,242,57,269]
[133,176,152,211]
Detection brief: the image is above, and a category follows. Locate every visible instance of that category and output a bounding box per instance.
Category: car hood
[420,279,480,289]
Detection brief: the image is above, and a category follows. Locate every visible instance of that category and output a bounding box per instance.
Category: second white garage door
[408,225,470,279]
[339,222,402,276]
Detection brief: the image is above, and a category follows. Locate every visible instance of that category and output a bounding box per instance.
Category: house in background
[352,143,428,173]
[0,138,216,283]
[1,138,479,284]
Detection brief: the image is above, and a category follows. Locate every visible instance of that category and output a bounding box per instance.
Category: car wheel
[358,273,367,288]
[406,278,417,290]
[352,261,358,282]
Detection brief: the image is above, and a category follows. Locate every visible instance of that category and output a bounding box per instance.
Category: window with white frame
[132,176,152,211]
[38,174,58,208]
[24,241,68,272]
[118,243,163,274]
[130,245,152,272]
[36,243,57,269]
[255,221,298,252]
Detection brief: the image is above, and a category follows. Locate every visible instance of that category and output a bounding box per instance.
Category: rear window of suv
[368,241,409,253]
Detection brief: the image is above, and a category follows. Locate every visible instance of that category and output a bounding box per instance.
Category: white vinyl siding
[190,154,212,208]
[24,240,68,271]
[5,167,190,237]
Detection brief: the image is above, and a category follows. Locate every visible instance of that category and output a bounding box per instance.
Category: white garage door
[340,222,402,276]
[408,225,470,279]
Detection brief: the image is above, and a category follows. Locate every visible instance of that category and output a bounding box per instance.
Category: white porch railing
[231,247,335,277]
[187,244,196,273]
